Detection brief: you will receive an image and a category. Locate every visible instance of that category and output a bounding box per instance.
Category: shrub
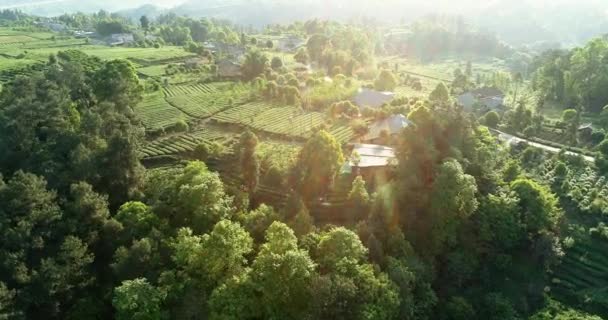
[351,119,369,136]
[271,57,283,70]
[374,69,397,91]
[484,111,500,128]
[329,101,359,118]
[590,130,605,145]
[194,143,209,159]
[173,120,189,132]
[264,165,286,188]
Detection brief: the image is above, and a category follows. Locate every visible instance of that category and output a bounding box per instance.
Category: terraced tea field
[135,93,191,131]
[551,233,608,316]
[165,83,252,118]
[140,128,235,158]
[164,83,218,97]
[212,101,352,141]
[328,124,355,144]
[249,106,325,138]
[0,59,44,82]
[211,101,271,124]
[1,45,195,65]
[0,34,38,46]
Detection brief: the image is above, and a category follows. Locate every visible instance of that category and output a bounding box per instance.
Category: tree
[113,278,164,320]
[465,61,473,77]
[271,56,283,70]
[599,139,608,158]
[312,227,400,319]
[428,159,478,255]
[316,227,367,271]
[250,222,316,319]
[561,108,579,145]
[174,220,253,287]
[239,204,280,243]
[0,172,94,318]
[477,192,525,252]
[509,101,532,132]
[115,201,160,241]
[484,111,500,128]
[241,50,269,81]
[429,82,450,104]
[188,19,210,42]
[266,40,274,49]
[140,15,150,33]
[96,20,127,36]
[159,25,192,45]
[348,176,371,221]
[291,205,315,237]
[147,161,233,234]
[294,47,309,64]
[446,296,476,320]
[307,34,329,61]
[293,130,344,200]
[374,69,398,91]
[64,181,114,247]
[511,72,523,106]
[237,130,260,193]
[510,178,562,235]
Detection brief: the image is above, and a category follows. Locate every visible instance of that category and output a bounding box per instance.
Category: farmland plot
[165,83,252,118]
[135,93,191,131]
[140,128,234,158]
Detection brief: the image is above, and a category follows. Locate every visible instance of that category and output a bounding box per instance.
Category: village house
[74,30,95,38]
[457,87,505,111]
[342,143,397,189]
[293,62,311,75]
[37,21,67,32]
[217,59,242,79]
[353,88,395,109]
[277,34,306,52]
[578,123,594,139]
[109,33,135,46]
[185,57,206,69]
[214,42,246,60]
[363,114,413,144]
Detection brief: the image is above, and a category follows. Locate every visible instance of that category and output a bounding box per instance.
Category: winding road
[490,128,596,163]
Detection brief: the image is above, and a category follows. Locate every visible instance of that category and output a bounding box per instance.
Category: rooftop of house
[349,143,396,168]
[578,123,593,130]
[364,114,413,142]
[353,88,395,108]
[470,87,504,98]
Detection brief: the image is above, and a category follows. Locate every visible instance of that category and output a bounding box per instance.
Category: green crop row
[135,93,191,131]
[140,129,233,158]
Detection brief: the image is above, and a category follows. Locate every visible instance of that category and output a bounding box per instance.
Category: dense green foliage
[0,11,606,320]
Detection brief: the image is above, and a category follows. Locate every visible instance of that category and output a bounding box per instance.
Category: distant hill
[3,0,608,47]
[116,4,166,21]
[0,0,185,16]
[168,0,608,46]
[472,0,608,47]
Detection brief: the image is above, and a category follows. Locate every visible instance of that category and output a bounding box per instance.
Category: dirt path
[490,128,596,163]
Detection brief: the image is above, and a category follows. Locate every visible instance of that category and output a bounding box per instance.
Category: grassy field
[137,64,168,77]
[382,57,510,97]
[539,100,603,129]
[1,45,194,65]
[385,56,509,80]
